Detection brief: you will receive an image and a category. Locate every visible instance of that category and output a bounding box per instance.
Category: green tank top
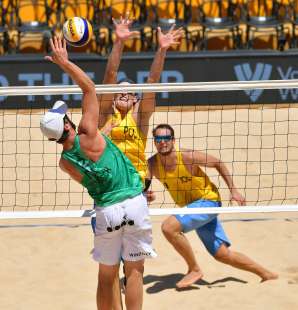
[62,134,143,207]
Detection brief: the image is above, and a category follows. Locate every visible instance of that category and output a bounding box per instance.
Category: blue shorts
[175,200,231,256]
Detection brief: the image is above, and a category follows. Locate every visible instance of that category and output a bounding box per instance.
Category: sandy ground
[0,212,297,310]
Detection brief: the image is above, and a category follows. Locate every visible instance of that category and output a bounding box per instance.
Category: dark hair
[152,124,175,137]
[56,114,76,144]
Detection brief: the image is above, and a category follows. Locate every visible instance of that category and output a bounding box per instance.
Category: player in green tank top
[40,36,156,310]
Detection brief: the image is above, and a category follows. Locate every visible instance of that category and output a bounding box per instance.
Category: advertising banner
[0,51,298,109]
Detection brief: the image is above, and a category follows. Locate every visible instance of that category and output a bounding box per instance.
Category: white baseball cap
[40,101,68,141]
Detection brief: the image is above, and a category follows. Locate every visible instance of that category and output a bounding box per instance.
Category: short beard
[158,145,174,156]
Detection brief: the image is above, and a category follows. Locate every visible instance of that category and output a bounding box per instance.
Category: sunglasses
[154,135,173,143]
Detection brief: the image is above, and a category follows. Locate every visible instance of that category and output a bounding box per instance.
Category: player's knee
[127,266,144,279]
[124,260,144,279]
[161,217,181,238]
[161,221,174,238]
[98,265,119,285]
[99,273,117,287]
[214,244,230,263]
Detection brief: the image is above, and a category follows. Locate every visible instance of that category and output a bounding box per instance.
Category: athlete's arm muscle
[59,158,83,184]
[188,150,246,205]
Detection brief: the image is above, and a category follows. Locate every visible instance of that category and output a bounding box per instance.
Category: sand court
[0,213,298,310]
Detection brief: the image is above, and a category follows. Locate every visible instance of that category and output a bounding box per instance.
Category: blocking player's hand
[157,25,184,50]
[114,12,139,43]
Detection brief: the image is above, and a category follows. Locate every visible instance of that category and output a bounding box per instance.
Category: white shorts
[92,194,157,265]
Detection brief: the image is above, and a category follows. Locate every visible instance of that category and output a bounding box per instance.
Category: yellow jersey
[104,110,148,185]
[156,150,220,207]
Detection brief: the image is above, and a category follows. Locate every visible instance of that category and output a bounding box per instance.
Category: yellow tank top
[156,150,220,207]
[104,110,148,185]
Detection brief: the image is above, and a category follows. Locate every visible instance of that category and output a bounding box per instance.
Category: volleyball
[62,17,93,47]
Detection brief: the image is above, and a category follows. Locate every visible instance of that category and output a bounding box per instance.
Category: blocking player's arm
[192,150,246,205]
[98,37,123,127]
[139,26,183,129]
[98,16,139,128]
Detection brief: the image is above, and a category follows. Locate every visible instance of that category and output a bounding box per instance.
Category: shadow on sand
[142,274,247,293]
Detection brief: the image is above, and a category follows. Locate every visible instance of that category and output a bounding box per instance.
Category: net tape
[1,206,298,219]
[0,79,298,96]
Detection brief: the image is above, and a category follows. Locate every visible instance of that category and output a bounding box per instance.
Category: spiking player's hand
[45,36,68,66]
[113,12,139,42]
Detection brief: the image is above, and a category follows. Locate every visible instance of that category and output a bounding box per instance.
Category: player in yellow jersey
[93,15,182,309]
[148,124,278,289]
[98,14,183,184]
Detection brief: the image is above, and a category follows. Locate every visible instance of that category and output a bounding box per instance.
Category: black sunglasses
[154,135,173,143]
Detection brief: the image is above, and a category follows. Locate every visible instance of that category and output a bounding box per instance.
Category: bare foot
[260,272,279,283]
[176,270,204,289]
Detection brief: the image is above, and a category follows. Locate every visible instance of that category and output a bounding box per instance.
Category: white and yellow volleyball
[62,17,93,47]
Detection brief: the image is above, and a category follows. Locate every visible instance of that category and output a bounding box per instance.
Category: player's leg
[91,215,123,309]
[123,259,144,310]
[97,263,120,310]
[122,194,156,309]
[162,199,223,288]
[93,204,126,309]
[161,215,204,288]
[214,242,278,282]
[197,215,278,282]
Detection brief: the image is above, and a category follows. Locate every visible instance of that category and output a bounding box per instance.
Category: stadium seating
[288,0,298,47]
[97,0,153,53]
[243,0,287,50]
[0,0,296,54]
[0,0,11,53]
[12,0,57,53]
[198,0,243,50]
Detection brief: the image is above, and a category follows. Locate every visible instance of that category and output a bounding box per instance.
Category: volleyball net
[1,81,298,219]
